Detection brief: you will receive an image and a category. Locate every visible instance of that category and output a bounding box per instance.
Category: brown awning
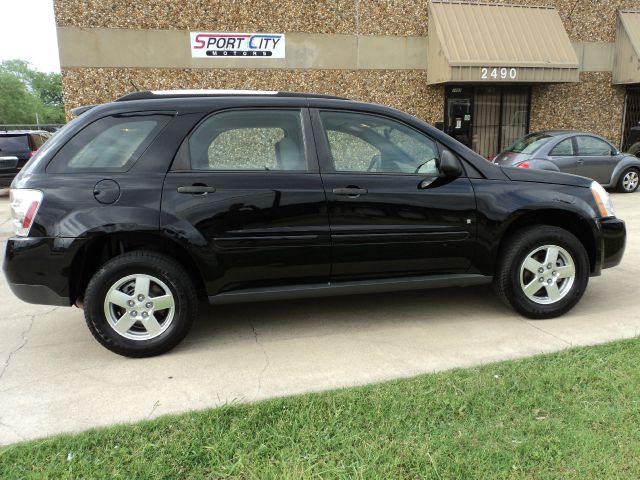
[613,10,640,85]
[427,1,580,85]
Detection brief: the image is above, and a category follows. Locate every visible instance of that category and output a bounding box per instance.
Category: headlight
[590,181,615,218]
[9,189,43,236]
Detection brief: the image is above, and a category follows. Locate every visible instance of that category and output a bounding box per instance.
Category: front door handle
[332,187,368,197]
[576,158,585,165]
[177,185,216,194]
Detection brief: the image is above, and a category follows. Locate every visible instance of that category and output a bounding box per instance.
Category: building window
[445,85,531,159]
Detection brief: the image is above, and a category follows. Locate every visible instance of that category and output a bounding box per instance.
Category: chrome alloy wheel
[622,170,639,192]
[103,274,175,340]
[519,245,575,305]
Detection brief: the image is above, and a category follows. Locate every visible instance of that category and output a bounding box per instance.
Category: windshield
[0,135,30,152]
[507,133,552,154]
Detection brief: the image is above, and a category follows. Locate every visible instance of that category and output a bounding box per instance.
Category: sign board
[191,32,286,58]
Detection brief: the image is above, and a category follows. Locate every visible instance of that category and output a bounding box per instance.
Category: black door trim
[208,273,491,304]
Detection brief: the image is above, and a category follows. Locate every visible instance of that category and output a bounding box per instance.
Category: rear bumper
[3,236,87,306]
[6,282,69,306]
[598,217,626,272]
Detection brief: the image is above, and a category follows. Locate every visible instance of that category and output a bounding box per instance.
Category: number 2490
[481,67,517,80]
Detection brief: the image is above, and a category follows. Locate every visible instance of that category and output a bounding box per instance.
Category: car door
[574,135,617,184]
[311,109,476,281]
[547,137,577,174]
[160,108,331,296]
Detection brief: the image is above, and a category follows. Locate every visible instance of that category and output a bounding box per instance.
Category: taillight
[29,150,37,158]
[517,162,530,168]
[10,189,43,237]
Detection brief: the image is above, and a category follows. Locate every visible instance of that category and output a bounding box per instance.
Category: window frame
[574,135,615,157]
[45,111,174,174]
[311,108,455,177]
[171,107,318,174]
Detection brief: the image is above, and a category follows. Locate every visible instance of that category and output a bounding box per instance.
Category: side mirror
[440,149,463,178]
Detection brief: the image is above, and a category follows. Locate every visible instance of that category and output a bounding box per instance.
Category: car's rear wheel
[84,251,197,357]
[617,167,639,193]
[494,226,589,319]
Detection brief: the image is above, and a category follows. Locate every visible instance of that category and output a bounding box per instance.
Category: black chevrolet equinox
[3,90,626,357]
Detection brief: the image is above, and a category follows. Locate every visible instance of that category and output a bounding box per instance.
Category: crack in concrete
[249,320,270,399]
[1,306,61,322]
[521,319,573,347]
[0,419,25,441]
[0,314,36,382]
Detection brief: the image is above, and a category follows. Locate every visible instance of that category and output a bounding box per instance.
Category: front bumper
[598,217,626,271]
[3,236,87,306]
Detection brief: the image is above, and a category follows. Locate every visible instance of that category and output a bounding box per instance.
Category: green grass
[1,339,639,479]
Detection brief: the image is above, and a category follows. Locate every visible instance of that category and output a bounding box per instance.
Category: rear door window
[47,113,171,173]
[187,109,307,171]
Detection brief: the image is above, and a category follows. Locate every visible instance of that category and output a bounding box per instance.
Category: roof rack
[115,89,347,102]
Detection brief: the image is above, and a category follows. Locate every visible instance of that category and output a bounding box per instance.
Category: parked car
[3,91,626,357]
[0,131,52,188]
[493,131,640,193]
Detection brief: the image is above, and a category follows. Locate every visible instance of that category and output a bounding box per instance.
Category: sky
[0,0,60,72]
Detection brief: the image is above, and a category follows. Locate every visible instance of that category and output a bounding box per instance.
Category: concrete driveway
[0,189,638,445]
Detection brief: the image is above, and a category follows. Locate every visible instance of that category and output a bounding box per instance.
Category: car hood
[493,151,531,166]
[501,166,592,188]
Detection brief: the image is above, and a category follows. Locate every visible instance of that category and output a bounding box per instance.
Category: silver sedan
[493,131,640,193]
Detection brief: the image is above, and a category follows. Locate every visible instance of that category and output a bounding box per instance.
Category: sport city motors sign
[191,32,286,58]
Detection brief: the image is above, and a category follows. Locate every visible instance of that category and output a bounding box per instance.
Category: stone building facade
[54,0,640,158]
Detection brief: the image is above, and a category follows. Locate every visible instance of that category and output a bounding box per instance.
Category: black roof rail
[115,90,348,102]
[71,105,97,117]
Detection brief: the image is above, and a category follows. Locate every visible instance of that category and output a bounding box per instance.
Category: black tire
[493,226,589,319]
[84,251,197,357]
[617,167,640,193]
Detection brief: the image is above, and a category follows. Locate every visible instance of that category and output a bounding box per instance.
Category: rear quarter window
[46,113,171,173]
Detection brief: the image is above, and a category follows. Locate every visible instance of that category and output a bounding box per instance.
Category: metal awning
[427,1,580,85]
[613,10,640,85]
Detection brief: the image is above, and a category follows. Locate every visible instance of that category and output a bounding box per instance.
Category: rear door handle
[332,187,368,197]
[177,185,216,194]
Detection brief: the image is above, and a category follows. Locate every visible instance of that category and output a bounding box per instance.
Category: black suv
[3,91,626,357]
[0,131,52,187]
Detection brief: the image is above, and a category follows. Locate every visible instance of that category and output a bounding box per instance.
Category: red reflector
[29,150,37,158]
[23,201,39,229]
[517,162,530,168]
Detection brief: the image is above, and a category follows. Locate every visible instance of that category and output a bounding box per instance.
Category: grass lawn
[1,338,639,479]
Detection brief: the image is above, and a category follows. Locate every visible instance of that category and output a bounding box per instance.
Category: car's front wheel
[494,226,589,319]
[83,251,197,357]
[617,167,639,193]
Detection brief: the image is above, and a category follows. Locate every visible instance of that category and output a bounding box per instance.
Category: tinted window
[550,138,574,156]
[47,114,170,173]
[576,136,612,156]
[189,110,307,171]
[507,132,552,154]
[0,135,30,152]
[319,111,440,174]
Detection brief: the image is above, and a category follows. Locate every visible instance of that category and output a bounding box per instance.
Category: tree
[0,59,65,125]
